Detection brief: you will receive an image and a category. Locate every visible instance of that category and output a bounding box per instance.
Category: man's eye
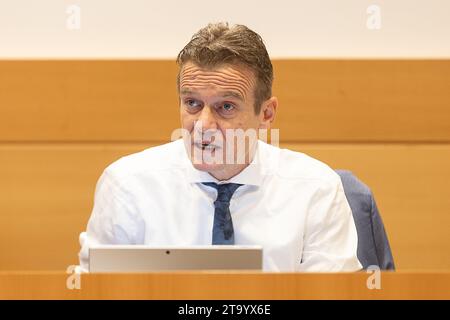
[186,99,201,109]
[221,103,235,112]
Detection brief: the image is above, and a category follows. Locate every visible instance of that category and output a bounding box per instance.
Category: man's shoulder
[261,142,340,185]
[104,139,186,177]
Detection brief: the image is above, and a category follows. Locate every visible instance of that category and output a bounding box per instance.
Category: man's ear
[259,96,278,129]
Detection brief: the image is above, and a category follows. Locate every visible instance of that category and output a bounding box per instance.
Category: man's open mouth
[193,141,219,151]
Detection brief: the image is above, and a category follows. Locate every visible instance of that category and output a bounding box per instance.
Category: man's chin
[191,161,224,174]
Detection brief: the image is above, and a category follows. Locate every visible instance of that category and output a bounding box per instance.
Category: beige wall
[0,0,449,58]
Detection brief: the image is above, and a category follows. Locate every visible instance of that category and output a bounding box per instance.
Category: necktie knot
[203,182,242,203]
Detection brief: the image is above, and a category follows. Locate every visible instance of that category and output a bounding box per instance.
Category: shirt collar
[183,140,264,187]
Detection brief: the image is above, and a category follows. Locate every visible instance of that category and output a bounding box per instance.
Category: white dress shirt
[79,139,362,272]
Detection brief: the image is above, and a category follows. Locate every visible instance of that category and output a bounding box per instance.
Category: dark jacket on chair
[336,169,395,270]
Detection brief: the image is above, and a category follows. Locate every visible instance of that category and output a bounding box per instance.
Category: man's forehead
[180,62,254,78]
[179,62,255,100]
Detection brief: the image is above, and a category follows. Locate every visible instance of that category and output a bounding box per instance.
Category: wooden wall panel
[286,143,450,271]
[0,143,449,270]
[0,143,144,270]
[0,60,449,142]
[0,61,180,142]
[1,59,448,271]
[273,60,450,142]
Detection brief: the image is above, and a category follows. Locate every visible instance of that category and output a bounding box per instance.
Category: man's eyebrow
[221,91,244,101]
[180,88,195,96]
[180,89,244,101]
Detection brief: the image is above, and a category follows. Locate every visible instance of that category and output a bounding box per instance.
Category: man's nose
[196,105,217,131]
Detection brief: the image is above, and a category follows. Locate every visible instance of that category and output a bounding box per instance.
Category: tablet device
[89,245,263,272]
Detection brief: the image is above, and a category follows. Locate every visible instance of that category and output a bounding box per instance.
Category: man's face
[179,61,264,179]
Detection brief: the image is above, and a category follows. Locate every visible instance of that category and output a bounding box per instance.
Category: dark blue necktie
[203,182,243,245]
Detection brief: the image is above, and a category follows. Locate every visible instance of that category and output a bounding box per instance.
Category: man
[79,22,362,272]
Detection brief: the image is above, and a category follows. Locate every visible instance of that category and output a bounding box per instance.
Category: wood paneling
[0,61,180,142]
[1,143,449,270]
[1,60,449,142]
[0,143,145,270]
[1,59,448,271]
[1,272,449,300]
[286,143,450,270]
